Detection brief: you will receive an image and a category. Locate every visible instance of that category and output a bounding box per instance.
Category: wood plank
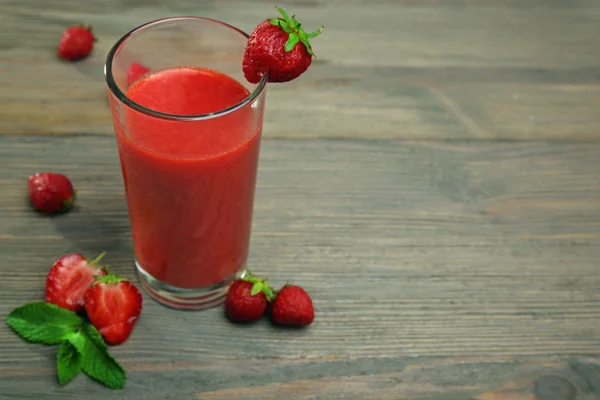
[2,356,599,399]
[0,135,599,397]
[1,0,599,139]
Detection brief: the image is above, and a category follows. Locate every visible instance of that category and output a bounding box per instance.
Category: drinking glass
[104,17,268,309]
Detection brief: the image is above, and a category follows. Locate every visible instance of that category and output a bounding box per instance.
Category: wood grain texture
[2,0,600,398]
[1,0,600,139]
[0,135,599,398]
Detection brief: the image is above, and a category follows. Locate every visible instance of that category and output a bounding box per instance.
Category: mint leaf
[6,302,82,344]
[57,341,81,385]
[67,323,125,389]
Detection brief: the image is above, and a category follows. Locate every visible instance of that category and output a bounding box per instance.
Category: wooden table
[1,0,599,399]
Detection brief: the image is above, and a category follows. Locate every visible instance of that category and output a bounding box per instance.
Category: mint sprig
[6,301,125,389]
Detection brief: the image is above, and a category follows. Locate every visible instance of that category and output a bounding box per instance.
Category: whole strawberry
[270,285,314,326]
[85,272,143,345]
[243,6,323,83]
[225,271,275,323]
[58,25,95,61]
[45,252,107,312]
[28,172,75,214]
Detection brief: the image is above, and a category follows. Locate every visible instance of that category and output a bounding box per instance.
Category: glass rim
[104,16,268,122]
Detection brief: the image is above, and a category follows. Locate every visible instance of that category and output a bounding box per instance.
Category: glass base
[135,260,245,310]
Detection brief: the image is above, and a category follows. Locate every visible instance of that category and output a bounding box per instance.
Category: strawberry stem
[242,270,276,302]
[93,272,126,286]
[269,6,323,56]
[90,251,106,265]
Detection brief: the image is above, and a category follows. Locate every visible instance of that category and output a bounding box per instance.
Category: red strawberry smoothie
[113,66,261,289]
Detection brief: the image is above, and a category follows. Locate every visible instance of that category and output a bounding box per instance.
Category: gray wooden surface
[1,0,600,399]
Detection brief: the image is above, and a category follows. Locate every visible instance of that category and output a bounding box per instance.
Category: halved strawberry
[45,252,107,312]
[84,273,143,345]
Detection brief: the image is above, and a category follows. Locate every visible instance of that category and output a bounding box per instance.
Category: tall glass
[104,17,268,310]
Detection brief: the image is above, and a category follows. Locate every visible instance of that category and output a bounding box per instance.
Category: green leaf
[291,15,300,28]
[305,26,324,38]
[276,6,291,22]
[280,22,294,34]
[285,34,300,52]
[6,302,82,345]
[250,282,264,296]
[67,324,126,389]
[57,341,81,385]
[299,36,315,56]
[263,285,276,303]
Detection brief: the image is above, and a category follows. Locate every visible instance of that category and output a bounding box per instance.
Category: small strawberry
[58,25,96,61]
[85,272,143,345]
[225,271,275,323]
[243,6,324,83]
[270,285,314,326]
[28,172,75,214]
[127,62,151,87]
[45,252,107,312]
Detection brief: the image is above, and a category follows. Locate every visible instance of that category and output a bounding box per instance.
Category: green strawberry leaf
[67,323,125,389]
[250,282,264,296]
[285,34,300,52]
[6,302,82,345]
[305,26,324,38]
[299,36,314,56]
[290,15,300,28]
[57,341,81,385]
[278,21,294,34]
[269,6,324,55]
[263,285,276,303]
[276,6,291,22]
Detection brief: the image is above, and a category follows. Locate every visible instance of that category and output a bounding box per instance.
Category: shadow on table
[50,196,131,259]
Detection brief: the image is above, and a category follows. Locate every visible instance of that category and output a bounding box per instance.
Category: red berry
[28,172,75,214]
[243,7,323,83]
[84,273,143,345]
[45,253,107,312]
[225,272,274,323]
[58,25,95,61]
[127,62,151,87]
[270,285,314,326]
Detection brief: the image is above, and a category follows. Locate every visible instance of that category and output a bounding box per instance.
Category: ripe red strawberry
[243,7,323,83]
[270,285,314,326]
[85,273,143,345]
[28,172,75,214]
[127,62,151,87]
[45,253,107,312]
[225,271,275,323]
[58,25,96,61]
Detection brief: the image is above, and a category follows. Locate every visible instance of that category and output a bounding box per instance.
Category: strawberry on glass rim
[243,6,324,83]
